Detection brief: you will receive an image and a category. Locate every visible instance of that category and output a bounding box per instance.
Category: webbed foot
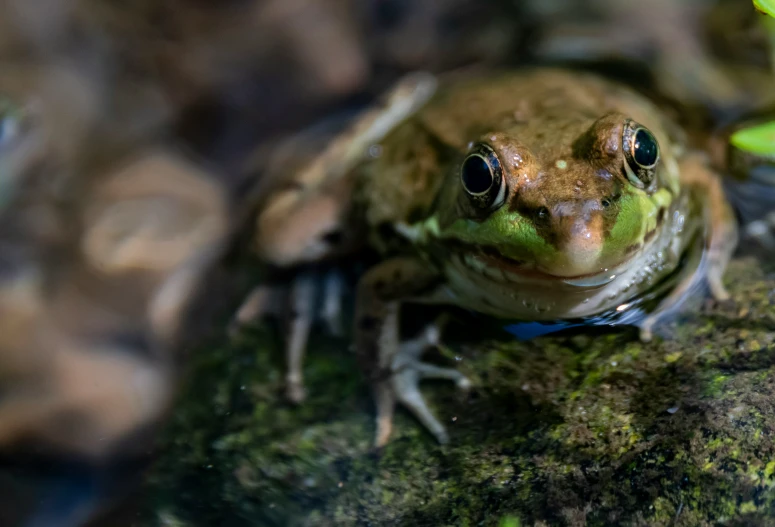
[374,323,471,447]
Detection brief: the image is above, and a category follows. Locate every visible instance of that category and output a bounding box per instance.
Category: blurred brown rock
[0,54,231,527]
[0,146,229,460]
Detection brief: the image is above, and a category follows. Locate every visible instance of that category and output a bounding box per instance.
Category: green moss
[141,257,775,525]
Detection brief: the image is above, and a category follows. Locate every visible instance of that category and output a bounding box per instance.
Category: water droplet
[368,144,382,158]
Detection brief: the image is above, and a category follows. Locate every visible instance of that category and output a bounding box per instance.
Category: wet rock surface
[141,252,775,526]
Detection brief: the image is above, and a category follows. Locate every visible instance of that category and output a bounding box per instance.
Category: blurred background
[0,0,772,526]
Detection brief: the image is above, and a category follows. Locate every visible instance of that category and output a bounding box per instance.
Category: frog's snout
[545,204,606,277]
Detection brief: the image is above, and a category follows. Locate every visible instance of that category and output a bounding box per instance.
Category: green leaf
[730,120,775,157]
[755,0,775,18]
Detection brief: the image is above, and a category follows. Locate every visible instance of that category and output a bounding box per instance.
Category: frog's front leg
[231,268,345,402]
[684,157,739,303]
[640,156,738,341]
[285,270,318,402]
[255,72,438,267]
[356,257,470,447]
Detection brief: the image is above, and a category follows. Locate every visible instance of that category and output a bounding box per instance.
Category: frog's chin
[458,250,629,289]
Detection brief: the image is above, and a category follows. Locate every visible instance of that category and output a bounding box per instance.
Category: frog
[236,68,738,447]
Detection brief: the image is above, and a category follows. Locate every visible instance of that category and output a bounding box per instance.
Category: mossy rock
[143,253,775,526]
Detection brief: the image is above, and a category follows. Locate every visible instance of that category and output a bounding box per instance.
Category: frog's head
[433,111,676,286]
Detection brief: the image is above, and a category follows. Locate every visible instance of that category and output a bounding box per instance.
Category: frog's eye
[460,144,505,210]
[622,120,659,189]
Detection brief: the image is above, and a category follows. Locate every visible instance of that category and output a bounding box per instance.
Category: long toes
[639,319,655,342]
[708,276,730,302]
[413,361,471,389]
[394,381,449,444]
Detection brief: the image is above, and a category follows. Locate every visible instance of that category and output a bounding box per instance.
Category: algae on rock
[145,254,775,526]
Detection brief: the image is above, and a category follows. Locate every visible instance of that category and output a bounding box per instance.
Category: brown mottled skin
[249,68,737,446]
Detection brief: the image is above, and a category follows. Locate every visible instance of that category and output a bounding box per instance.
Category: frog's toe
[409,361,472,390]
[374,360,466,447]
[393,373,450,445]
[639,318,656,343]
[708,275,730,303]
[286,374,307,404]
[391,358,470,444]
[380,323,469,443]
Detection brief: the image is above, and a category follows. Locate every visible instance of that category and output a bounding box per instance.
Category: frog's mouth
[455,245,629,288]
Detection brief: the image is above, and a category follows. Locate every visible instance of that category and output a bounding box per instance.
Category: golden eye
[622,120,660,188]
[460,144,505,210]
[631,128,659,168]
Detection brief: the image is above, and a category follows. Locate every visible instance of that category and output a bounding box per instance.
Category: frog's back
[358,68,681,229]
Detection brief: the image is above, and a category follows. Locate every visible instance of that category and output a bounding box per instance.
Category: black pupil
[633,129,658,167]
[462,155,493,194]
